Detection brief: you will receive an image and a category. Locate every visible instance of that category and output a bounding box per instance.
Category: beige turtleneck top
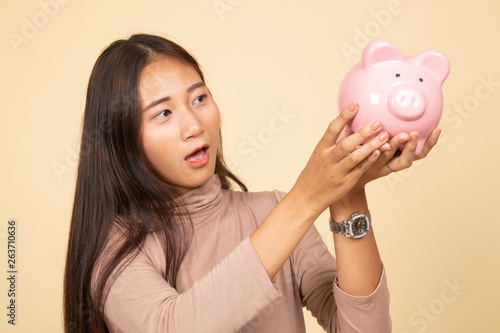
[100,175,391,332]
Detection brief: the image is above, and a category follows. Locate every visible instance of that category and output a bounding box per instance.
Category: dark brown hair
[63,34,246,333]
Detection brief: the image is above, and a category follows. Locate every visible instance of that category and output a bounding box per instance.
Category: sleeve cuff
[333,265,389,305]
[332,265,392,332]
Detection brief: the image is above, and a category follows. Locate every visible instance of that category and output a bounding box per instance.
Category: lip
[185,145,210,168]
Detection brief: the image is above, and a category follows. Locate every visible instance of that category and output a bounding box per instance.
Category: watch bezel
[347,212,370,238]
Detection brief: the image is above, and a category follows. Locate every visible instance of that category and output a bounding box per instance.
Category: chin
[171,169,216,194]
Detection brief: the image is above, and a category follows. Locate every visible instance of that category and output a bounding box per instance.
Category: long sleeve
[103,236,282,333]
[291,224,391,332]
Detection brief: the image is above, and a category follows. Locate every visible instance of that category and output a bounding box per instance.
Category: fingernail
[347,102,357,112]
[370,121,382,132]
[434,129,442,139]
[377,132,389,142]
[410,132,418,142]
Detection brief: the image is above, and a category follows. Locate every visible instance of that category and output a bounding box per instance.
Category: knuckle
[402,160,413,169]
[355,159,368,171]
[346,152,361,165]
[339,110,354,124]
[361,126,376,140]
[327,121,337,134]
[363,126,373,138]
[336,141,352,156]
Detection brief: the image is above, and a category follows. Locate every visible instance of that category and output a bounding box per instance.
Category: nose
[180,108,203,140]
[387,85,426,121]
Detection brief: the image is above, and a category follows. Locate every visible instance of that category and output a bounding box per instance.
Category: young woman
[64,34,439,332]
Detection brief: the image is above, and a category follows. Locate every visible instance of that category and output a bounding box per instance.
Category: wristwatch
[329,212,371,238]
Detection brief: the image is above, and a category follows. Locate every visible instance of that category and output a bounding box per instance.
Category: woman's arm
[328,189,382,296]
[250,102,389,280]
[330,127,440,296]
[101,236,283,333]
[250,101,440,289]
[290,218,391,333]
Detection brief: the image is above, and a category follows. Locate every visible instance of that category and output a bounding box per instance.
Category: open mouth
[186,146,207,161]
[185,146,209,167]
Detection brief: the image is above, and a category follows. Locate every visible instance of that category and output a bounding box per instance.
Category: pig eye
[419,78,424,82]
[395,73,401,78]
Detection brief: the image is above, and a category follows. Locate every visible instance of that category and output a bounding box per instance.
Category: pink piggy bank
[338,40,450,154]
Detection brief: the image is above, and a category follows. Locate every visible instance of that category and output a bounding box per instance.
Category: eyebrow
[142,81,206,113]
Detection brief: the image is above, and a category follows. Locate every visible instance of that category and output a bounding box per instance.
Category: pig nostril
[395,73,401,78]
[419,78,423,82]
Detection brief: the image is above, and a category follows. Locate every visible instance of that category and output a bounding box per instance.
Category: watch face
[351,215,369,238]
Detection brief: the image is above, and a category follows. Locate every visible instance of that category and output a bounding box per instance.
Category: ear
[361,40,403,70]
[412,50,450,84]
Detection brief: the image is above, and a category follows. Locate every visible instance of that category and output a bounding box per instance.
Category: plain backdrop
[1,0,499,332]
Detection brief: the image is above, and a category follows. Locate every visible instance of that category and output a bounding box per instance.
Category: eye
[154,109,171,119]
[395,73,401,78]
[193,94,208,104]
[419,78,424,82]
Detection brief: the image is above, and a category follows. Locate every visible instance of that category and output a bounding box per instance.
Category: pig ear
[361,40,403,70]
[412,51,450,84]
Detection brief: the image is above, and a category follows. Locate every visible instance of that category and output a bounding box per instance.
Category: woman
[64,34,439,332]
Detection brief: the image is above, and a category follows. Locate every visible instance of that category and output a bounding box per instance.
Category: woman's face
[138,56,221,195]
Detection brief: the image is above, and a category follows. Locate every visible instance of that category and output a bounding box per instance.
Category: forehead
[138,56,201,96]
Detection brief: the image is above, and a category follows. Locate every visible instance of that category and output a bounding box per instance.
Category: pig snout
[387,85,426,121]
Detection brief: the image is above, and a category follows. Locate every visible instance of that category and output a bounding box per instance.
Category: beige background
[1,0,499,332]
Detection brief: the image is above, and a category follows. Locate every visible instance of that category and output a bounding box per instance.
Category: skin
[251,104,440,295]
[138,57,440,296]
[139,56,221,195]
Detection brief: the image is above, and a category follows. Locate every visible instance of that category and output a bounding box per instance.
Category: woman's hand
[351,128,442,191]
[289,102,388,218]
[251,102,398,282]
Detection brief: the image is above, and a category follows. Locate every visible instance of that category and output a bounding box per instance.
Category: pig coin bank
[338,40,450,154]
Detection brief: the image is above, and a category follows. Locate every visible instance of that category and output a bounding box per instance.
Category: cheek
[140,126,177,171]
[139,132,157,169]
[209,106,221,133]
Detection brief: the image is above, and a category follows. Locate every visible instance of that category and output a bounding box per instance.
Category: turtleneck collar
[174,174,224,220]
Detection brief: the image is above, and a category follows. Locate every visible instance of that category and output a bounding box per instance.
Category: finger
[347,148,382,180]
[319,102,358,149]
[415,128,441,160]
[333,120,384,160]
[336,129,346,145]
[387,132,419,171]
[380,133,410,162]
[337,131,389,172]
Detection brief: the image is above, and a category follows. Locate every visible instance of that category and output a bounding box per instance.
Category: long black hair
[63,34,246,333]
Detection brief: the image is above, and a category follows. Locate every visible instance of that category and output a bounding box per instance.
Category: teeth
[186,148,206,161]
